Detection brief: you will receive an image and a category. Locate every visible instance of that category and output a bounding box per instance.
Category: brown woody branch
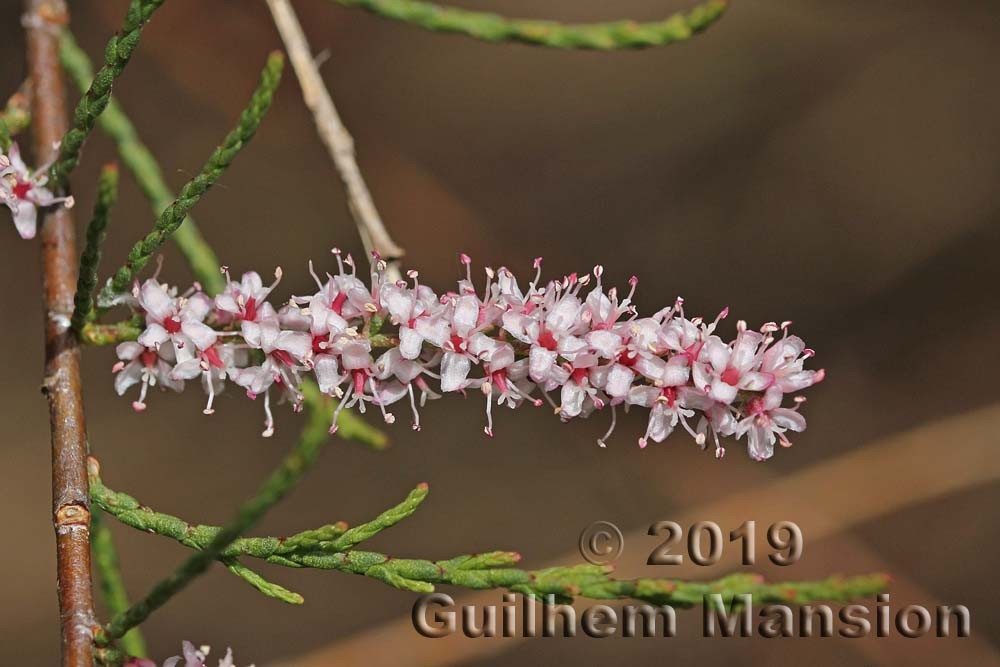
[25,1,99,666]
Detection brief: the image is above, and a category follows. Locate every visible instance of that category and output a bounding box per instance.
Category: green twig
[91,509,147,659]
[78,317,397,354]
[78,319,141,346]
[50,0,167,188]
[0,86,31,152]
[58,31,224,294]
[333,0,728,50]
[92,462,888,608]
[91,460,428,605]
[95,383,345,643]
[99,52,284,303]
[72,163,119,334]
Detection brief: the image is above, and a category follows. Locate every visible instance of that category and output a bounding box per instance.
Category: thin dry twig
[266,0,405,279]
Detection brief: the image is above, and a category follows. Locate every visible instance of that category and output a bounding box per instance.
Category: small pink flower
[134,279,214,359]
[113,341,183,411]
[0,143,74,239]
[379,271,442,359]
[215,267,281,324]
[735,386,807,461]
[230,316,311,436]
[760,326,826,392]
[692,322,774,404]
[627,385,706,448]
[171,342,241,415]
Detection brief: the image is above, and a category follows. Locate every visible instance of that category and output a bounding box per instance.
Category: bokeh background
[2,1,999,665]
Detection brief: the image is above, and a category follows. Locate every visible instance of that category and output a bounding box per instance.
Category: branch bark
[25,1,98,666]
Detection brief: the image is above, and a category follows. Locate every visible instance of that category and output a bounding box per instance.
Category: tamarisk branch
[24,1,98,666]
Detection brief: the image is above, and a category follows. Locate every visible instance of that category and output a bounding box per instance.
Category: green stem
[100,52,284,302]
[50,0,167,188]
[92,462,888,608]
[91,509,148,659]
[72,163,119,334]
[78,317,398,353]
[95,383,341,643]
[78,319,141,346]
[58,31,224,294]
[0,86,30,152]
[333,0,728,50]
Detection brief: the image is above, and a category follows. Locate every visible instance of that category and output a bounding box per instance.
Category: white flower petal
[399,327,424,359]
[440,351,471,392]
[11,200,37,239]
[605,364,634,398]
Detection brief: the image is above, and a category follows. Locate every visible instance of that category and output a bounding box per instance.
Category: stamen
[482,381,494,437]
[369,376,395,424]
[133,373,151,412]
[460,253,472,284]
[596,405,617,448]
[203,370,216,415]
[262,390,275,437]
[626,276,638,302]
[329,383,354,434]
[407,383,422,431]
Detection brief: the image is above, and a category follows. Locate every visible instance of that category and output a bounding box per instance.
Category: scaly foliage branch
[99,52,284,302]
[71,163,118,333]
[92,460,888,608]
[95,376,337,644]
[50,0,167,187]
[333,0,728,50]
[91,509,148,659]
[58,31,224,293]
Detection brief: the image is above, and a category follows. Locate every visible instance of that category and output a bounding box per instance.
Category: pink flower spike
[103,256,825,461]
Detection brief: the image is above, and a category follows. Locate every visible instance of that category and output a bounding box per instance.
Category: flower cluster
[126,641,245,667]
[112,251,824,460]
[1,143,74,239]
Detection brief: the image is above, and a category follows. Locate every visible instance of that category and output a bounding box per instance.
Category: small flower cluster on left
[0,143,74,239]
[125,641,244,667]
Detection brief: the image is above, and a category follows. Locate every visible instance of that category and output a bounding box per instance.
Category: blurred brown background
[2,1,999,665]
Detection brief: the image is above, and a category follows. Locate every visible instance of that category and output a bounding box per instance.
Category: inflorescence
[110,250,824,460]
[125,641,242,667]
